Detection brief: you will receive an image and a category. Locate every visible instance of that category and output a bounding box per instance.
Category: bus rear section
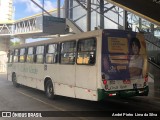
[99,30,149,100]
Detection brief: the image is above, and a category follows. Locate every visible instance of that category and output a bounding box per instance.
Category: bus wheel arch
[44,77,55,99]
[12,72,20,87]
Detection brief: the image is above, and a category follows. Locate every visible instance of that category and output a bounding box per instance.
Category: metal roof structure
[106,0,160,26]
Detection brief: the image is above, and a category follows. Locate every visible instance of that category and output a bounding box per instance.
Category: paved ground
[0,73,160,120]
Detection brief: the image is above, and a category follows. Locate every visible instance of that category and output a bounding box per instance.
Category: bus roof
[10,29,103,49]
[10,29,140,50]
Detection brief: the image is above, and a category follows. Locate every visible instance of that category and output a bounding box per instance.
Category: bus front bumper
[98,86,149,101]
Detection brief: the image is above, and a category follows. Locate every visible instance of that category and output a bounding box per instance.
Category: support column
[69,0,73,20]
[0,51,7,73]
[57,0,60,17]
[118,7,120,28]
[100,0,104,29]
[42,0,44,16]
[0,37,10,73]
[139,18,142,31]
[123,10,128,30]
[87,0,91,31]
[64,0,69,18]
[0,38,10,52]
[150,23,154,35]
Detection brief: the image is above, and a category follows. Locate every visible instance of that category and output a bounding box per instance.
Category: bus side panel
[54,64,76,98]
[12,63,24,85]
[18,63,27,85]
[54,83,76,98]
[26,77,37,89]
[75,66,97,100]
[96,35,103,90]
[36,64,45,91]
[24,63,37,89]
[75,88,97,101]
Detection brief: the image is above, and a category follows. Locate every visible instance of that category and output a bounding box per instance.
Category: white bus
[7,29,149,101]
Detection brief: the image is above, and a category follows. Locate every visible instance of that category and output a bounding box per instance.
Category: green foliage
[10,41,20,47]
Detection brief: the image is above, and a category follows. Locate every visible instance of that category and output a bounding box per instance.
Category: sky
[14,0,64,20]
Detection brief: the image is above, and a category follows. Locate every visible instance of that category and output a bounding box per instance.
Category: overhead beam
[87,0,91,31]
[30,0,53,17]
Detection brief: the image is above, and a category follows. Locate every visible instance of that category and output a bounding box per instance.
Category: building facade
[0,0,13,72]
[0,0,13,21]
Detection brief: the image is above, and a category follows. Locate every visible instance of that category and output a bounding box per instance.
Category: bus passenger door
[25,47,37,89]
[75,38,97,101]
[55,41,76,98]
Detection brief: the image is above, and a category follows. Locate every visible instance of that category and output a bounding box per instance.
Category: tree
[10,41,20,47]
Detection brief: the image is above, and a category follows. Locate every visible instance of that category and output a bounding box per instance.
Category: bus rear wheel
[12,73,19,87]
[45,80,54,99]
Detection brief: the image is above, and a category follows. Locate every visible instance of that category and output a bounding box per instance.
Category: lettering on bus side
[28,66,38,74]
[16,66,38,74]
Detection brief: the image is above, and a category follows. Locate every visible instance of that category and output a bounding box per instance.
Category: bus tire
[45,80,54,99]
[12,73,20,87]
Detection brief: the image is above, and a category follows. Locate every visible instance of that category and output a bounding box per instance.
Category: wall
[0,51,7,73]
[0,38,10,73]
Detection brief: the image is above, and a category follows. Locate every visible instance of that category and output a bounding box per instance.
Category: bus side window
[77,38,96,65]
[36,45,44,64]
[8,50,13,63]
[26,47,34,63]
[60,41,76,64]
[13,49,19,63]
[46,43,58,64]
[19,48,26,63]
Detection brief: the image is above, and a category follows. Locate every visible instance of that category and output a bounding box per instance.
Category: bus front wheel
[45,80,54,99]
[12,73,20,87]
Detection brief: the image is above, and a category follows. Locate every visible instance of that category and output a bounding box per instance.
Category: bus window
[8,50,13,63]
[36,46,44,63]
[60,41,76,64]
[13,49,19,63]
[26,47,34,63]
[46,44,58,64]
[19,48,26,63]
[77,38,96,65]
